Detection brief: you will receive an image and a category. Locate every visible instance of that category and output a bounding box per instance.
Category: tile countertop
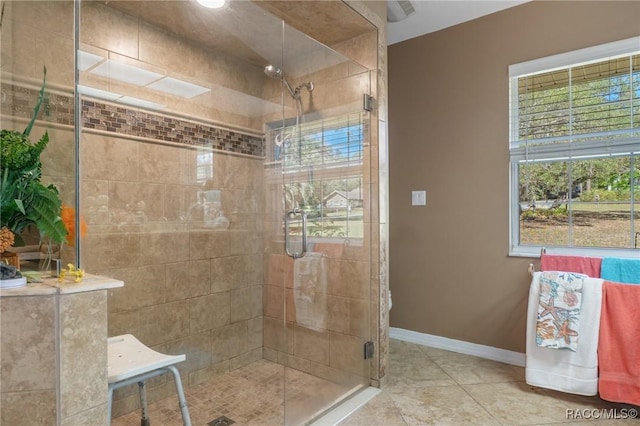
[0,273,124,297]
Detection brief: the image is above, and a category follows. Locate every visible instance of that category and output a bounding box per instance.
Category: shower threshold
[309,386,381,426]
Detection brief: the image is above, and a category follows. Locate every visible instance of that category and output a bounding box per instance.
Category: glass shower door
[275,24,374,424]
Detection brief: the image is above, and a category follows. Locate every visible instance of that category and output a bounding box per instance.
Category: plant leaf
[14,198,26,215]
[23,65,47,137]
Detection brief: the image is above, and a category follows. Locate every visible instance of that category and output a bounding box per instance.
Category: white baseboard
[390,327,526,367]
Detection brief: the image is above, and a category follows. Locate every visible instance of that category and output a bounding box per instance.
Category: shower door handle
[284,208,307,259]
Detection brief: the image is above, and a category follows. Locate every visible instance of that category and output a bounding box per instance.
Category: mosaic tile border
[1,83,265,157]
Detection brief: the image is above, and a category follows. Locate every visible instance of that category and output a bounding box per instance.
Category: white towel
[293,252,327,331]
[526,271,603,396]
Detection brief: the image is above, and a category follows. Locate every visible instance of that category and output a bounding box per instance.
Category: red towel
[598,281,640,405]
[541,254,602,277]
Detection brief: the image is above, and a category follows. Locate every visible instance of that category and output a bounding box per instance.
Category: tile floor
[111,358,361,426]
[112,339,640,425]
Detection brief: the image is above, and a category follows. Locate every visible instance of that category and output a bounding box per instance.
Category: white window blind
[267,112,366,240]
[510,48,640,161]
[509,37,640,255]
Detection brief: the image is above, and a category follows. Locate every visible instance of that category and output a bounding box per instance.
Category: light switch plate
[412,190,426,206]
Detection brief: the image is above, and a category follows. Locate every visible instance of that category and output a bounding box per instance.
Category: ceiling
[387,0,531,45]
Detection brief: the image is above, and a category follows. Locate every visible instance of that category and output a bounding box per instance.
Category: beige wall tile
[138,230,190,265]
[82,232,142,272]
[162,184,199,222]
[278,353,311,373]
[138,142,193,185]
[263,284,284,320]
[327,259,369,299]
[108,181,166,223]
[157,331,213,378]
[36,31,74,87]
[247,317,263,350]
[293,325,330,365]
[230,285,263,323]
[6,2,73,80]
[309,361,368,388]
[326,295,349,334]
[262,347,278,363]
[211,255,247,293]
[222,156,262,190]
[263,317,286,353]
[1,3,35,77]
[0,296,56,392]
[189,292,230,334]
[246,253,263,285]
[81,133,139,182]
[108,265,166,312]
[284,287,296,323]
[166,259,210,302]
[0,390,56,426]
[135,300,189,346]
[107,309,134,338]
[61,403,108,426]
[349,298,370,339]
[329,332,368,377]
[59,291,108,418]
[81,2,139,58]
[189,230,230,260]
[187,359,229,386]
[110,391,141,419]
[211,322,248,363]
[229,229,261,256]
[266,254,286,286]
[229,347,262,370]
[39,127,75,180]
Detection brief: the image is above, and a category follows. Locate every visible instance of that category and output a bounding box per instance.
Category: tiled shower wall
[82,129,265,416]
[79,0,383,416]
[79,2,270,415]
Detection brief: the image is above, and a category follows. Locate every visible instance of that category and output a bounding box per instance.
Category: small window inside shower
[266,112,367,242]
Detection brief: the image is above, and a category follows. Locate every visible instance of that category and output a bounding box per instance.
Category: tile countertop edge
[0,274,124,297]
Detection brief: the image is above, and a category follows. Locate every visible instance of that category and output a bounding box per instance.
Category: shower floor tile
[111,359,356,426]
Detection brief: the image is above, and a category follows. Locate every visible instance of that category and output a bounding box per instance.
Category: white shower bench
[107,334,191,426]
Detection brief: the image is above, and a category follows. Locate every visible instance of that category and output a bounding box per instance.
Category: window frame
[509,37,640,257]
[266,112,367,243]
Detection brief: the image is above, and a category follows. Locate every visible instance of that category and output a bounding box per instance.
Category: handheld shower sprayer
[264,64,314,100]
[294,82,314,98]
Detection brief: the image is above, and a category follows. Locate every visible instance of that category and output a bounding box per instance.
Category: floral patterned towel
[536,271,585,351]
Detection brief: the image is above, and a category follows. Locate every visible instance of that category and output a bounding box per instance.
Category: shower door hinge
[363,94,374,112]
[364,341,375,359]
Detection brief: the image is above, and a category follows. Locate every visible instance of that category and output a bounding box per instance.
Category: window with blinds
[268,112,366,240]
[509,37,640,255]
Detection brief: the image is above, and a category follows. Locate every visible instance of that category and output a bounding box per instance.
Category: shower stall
[0,1,387,424]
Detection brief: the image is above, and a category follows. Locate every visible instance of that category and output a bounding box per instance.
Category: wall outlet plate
[412,190,426,206]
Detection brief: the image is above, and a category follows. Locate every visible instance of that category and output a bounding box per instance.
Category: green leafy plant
[0,67,67,247]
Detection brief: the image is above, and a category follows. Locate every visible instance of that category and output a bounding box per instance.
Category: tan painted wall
[388,1,640,353]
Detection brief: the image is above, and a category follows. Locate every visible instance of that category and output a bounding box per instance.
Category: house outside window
[509,37,640,256]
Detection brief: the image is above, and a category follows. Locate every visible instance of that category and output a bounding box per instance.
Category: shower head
[264,64,296,99]
[264,64,283,80]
